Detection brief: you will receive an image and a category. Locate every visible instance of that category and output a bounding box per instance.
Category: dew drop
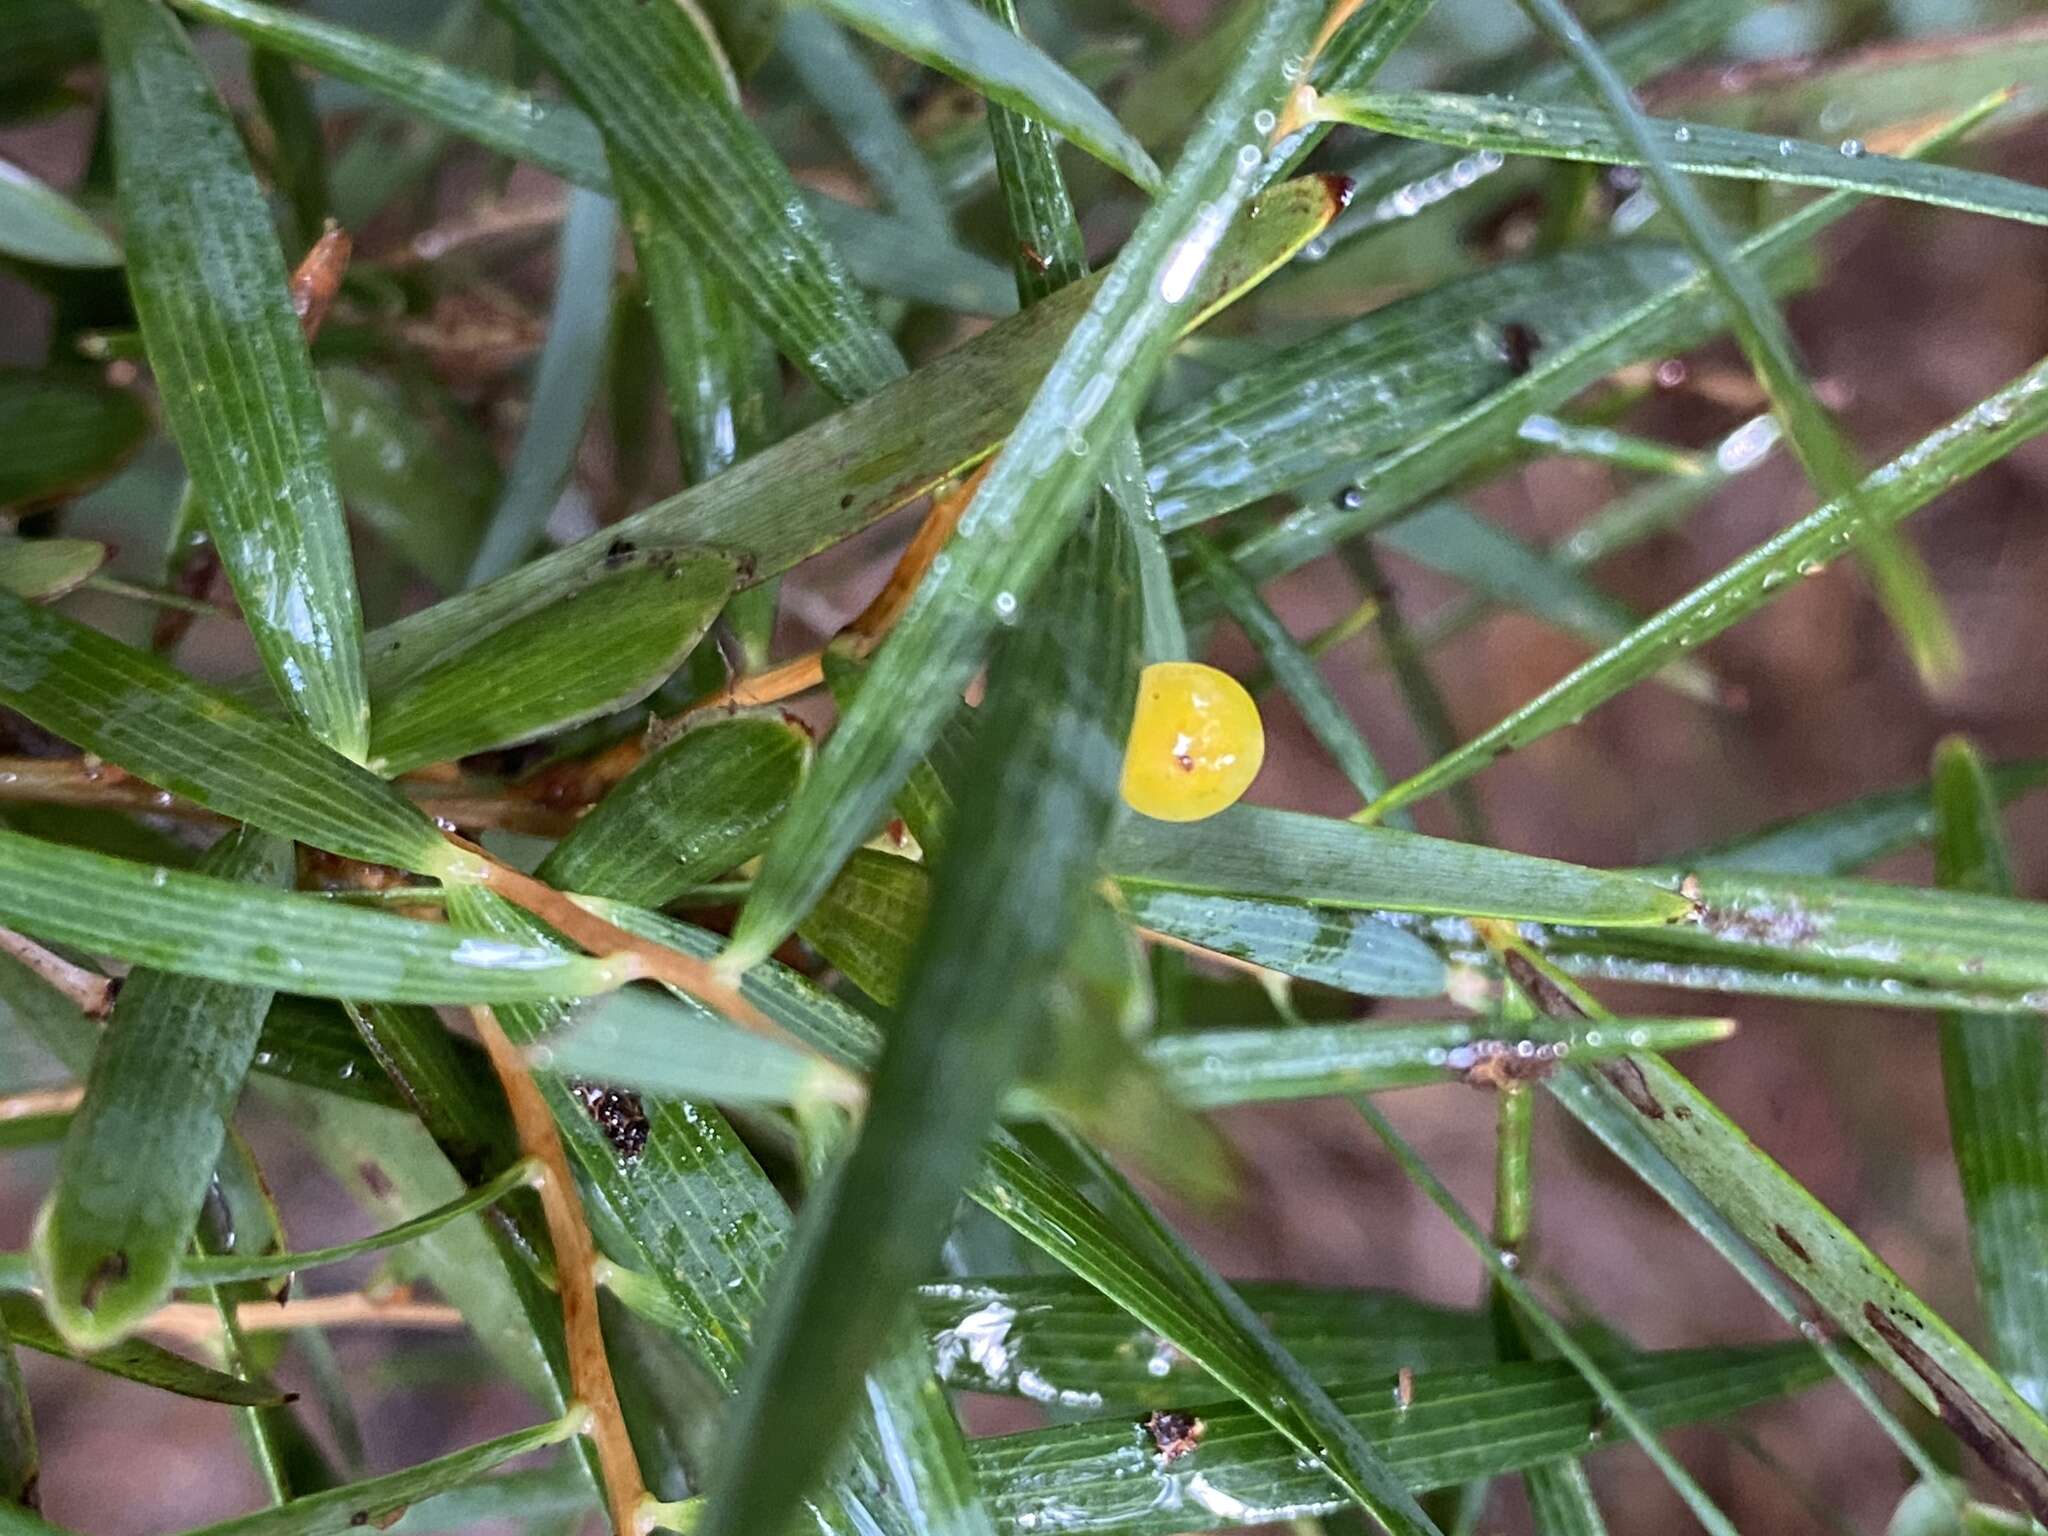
[1838,138,1865,159]
[1671,124,1693,144]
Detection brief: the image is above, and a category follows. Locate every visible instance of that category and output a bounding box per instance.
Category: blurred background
[3,0,2047,1529]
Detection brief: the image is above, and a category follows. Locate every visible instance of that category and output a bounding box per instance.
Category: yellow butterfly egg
[1120,661,1266,823]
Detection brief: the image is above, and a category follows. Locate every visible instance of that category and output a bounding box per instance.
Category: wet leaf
[0,372,149,512]
[97,0,370,759]
[0,158,120,268]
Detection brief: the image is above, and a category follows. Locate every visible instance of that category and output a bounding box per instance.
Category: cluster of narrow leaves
[1,0,2047,1531]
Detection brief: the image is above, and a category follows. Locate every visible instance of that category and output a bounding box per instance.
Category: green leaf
[1683,758,2048,876]
[1148,1015,1732,1109]
[1365,356,2048,820]
[169,0,610,186]
[0,1294,287,1408]
[0,538,107,602]
[0,830,620,1002]
[356,172,1340,698]
[0,158,120,268]
[0,371,149,511]
[0,1306,32,1515]
[1507,0,1958,687]
[1186,533,1394,802]
[1119,888,1446,997]
[702,502,1145,1536]
[796,849,930,1007]
[176,1410,582,1536]
[536,986,846,1107]
[970,1350,1822,1536]
[1109,805,1692,926]
[31,829,290,1348]
[541,712,811,908]
[809,0,1160,192]
[494,0,904,401]
[1568,1042,2048,1516]
[1321,92,2048,230]
[779,8,956,233]
[366,550,735,775]
[1225,94,2006,591]
[916,1276,1493,1407]
[0,592,459,878]
[1932,738,2048,1415]
[321,369,497,592]
[724,0,1338,967]
[1147,241,1700,531]
[465,187,618,585]
[96,0,370,760]
[1375,501,1715,703]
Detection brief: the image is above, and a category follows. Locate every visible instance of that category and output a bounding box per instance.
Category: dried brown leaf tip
[1142,1409,1205,1464]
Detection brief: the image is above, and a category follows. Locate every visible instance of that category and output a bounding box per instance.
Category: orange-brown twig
[668,459,996,724]
[473,1005,647,1536]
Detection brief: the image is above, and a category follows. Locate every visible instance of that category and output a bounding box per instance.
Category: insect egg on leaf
[1119,661,1265,823]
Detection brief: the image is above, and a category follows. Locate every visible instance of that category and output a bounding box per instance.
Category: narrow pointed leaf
[366,550,735,774]
[465,187,618,586]
[704,503,1143,1536]
[1148,1016,1732,1109]
[1120,888,1446,996]
[1509,0,1957,686]
[810,0,1160,192]
[538,987,844,1107]
[97,0,369,759]
[1187,534,1393,802]
[726,0,1337,966]
[917,1277,1492,1407]
[1682,758,2048,875]
[1932,739,2048,1414]
[541,712,811,908]
[1574,1046,2048,1517]
[0,592,459,878]
[32,829,290,1348]
[178,1412,582,1536]
[1227,95,2006,589]
[0,831,618,1002]
[495,0,903,401]
[1366,357,2048,819]
[0,159,120,268]
[0,1309,30,1515]
[1109,806,1692,926]
[1323,91,2048,230]
[0,1295,288,1408]
[1147,242,1700,531]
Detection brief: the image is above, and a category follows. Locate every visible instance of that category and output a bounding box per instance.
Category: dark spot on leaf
[1143,1409,1205,1463]
[1862,1301,2048,1520]
[1500,321,1541,376]
[1600,1057,1664,1119]
[840,493,856,510]
[349,1513,369,1527]
[1503,952,1585,1019]
[80,1251,129,1312]
[1672,1104,1692,1121]
[1331,485,1363,511]
[572,1081,650,1163]
[604,538,638,567]
[1774,1225,1811,1264]
[358,1162,394,1199]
